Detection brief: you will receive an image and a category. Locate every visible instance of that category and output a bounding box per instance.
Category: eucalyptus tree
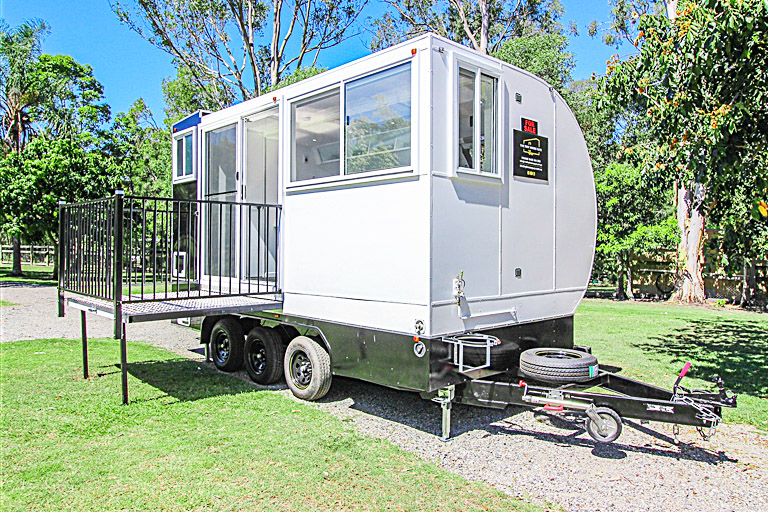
[371,0,565,53]
[599,0,768,303]
[112,0,367,105]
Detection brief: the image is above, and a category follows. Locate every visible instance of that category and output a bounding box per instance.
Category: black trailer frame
[56,193,737,446]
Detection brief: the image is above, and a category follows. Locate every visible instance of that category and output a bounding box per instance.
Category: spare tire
[519,348,599,383]
[462,340,521,370]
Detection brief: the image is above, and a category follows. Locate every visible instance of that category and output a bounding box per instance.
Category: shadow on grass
[125,358,253,402]
[645,318,768,396]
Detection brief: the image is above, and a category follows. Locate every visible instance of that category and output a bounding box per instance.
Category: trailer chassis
[432,362,737,443]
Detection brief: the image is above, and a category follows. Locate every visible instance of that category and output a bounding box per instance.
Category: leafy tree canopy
[599,0,768,220]
[371,0,565,53]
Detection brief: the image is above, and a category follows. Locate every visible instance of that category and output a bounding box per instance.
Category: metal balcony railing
[58,191,282,326]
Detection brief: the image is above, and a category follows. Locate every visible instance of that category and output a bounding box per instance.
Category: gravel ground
[3,283,767,512]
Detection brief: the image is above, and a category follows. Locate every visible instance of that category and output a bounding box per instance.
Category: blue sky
[3,1,626,122]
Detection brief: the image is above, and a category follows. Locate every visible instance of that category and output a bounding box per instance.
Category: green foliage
[264,66,326,93]
[371,0,565,53]
[0,136,122,242]
[594,162,678,295]
[493,33,573,92]
[599,0,768,218]
[566,79,618,172]
[30,54,110,140]
[0,19,49,153]
[588,0,663,47]
[109,99,171,197]
[162,64,234,129]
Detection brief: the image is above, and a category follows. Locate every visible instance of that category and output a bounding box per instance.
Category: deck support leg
[120,322,128,405]
[432,385,456,442]
[80,310,89,379]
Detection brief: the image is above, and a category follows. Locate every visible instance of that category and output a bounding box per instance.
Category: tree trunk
[479,0,490,54]
[616,261,627,300]
[674,182,707,302]
[10,235,24,276]
[625,254,635,300]
[740,258,756,307]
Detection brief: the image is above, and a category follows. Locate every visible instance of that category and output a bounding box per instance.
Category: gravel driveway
[3,283,767,512]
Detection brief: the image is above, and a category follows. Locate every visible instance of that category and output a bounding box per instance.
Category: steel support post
[80,310,89,379]
[113,190,124,340]
[433,385,456,442]
[57,200,66,318]
[120,322,128,405]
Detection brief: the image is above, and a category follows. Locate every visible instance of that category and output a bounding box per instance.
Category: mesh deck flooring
[67,293,282,323]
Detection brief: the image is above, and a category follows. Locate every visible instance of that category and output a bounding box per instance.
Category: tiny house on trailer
[58,33,735,443]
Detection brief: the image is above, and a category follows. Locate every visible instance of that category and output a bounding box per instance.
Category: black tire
[585,407,622,443]
[210,318,245,372]
[284,336,332,401]
[462,340,521,370]
[244,327,286,384]
[519,347,599,383]
[273,324,300,344]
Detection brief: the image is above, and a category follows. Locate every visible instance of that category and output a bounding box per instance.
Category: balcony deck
[66,292,283,323]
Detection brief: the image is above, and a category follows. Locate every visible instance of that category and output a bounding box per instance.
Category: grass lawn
[0,339,539,512]
[576,299,768,430]
[0,264,56,285]
[0,300,18,306]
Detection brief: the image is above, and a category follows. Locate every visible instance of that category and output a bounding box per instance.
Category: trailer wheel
[585,407,622,443]
[519,348,599,383]
[244,327,285,384]
[210,318,244,372]
[284,336,331,401]
[273,324,300,344]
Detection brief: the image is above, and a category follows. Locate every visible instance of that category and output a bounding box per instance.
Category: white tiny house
[63,34,735,444]
[171,33,596,346]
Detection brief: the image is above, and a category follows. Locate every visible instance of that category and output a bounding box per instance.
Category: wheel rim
[290,351,312,390]
[533,349,584,360]
[212,331,230,365]
[248,340,267,375]
[591,413,619,440]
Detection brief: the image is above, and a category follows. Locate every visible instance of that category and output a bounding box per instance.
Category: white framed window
[173,129,196,182]
[345,62,411,175]
[456,64,498,176]
[290,61,413,183]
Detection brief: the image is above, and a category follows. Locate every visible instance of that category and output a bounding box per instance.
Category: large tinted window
[292,90,340,182]
[345,63,411,174]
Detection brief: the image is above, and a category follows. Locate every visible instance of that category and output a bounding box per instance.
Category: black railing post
[57,200,66,317]
[113,190,124,340]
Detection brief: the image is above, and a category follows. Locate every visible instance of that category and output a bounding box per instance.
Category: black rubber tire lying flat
[519,348,598,383]
[585,407,622,443]
[244,326,286,384]
[284,335,332,401]
[210,318,245,372]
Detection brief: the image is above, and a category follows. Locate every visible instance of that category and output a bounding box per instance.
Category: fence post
[57,200,66,317]
[113,190,124,339]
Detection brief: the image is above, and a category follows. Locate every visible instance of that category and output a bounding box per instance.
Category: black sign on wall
[513,129,548,181]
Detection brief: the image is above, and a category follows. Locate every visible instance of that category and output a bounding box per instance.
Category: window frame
[453,59,502,179]
[172,126,197,184]
[287,59,416,187]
